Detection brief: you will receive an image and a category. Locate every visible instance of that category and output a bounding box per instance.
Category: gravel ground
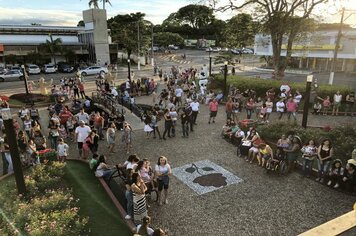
[2,82,356,235]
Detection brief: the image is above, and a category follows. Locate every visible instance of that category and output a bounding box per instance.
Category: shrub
[0,162,88,235]
[256,122,356,164]
[210,75,353,102]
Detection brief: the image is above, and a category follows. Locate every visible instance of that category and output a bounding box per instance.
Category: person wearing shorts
[208,98,219,124]
[75,120,91,159]
[332,91,342,116]
[155,156,172,206]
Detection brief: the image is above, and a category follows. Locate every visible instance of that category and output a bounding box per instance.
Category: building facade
[254,29,356,72]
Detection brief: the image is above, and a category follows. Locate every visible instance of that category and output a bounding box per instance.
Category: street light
[21,65,29,96]
[224,61,228,100]
[302,75,313,128]
[209,50,212,77]
[127,58,132,92]
[1,108,26,195]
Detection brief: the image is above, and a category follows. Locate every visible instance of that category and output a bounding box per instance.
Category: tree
[77,20,85,27]
[211,0,327,79]
[176,4,215,29]
[108,13,151,57]
[153,32,185,47]
[88,0,111,9]
[221,13,258,48]
[39,34,62,66]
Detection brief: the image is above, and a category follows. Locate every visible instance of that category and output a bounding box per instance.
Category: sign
[280,84,291,93]
[281,44,342,51]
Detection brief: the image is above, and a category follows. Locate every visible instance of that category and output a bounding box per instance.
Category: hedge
[209,75,354,102]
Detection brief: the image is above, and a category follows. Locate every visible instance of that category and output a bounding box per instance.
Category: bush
[0,162,88,235]
[256,122,356,164]
[210,75,353,101]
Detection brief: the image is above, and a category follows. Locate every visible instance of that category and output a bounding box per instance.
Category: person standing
[190,99,200,125]
[276,98,285,120]
[225,97,234,121]
[345,91,355,116]
[131,172,148,225]
[208,98,219,124]
[175,86,183,106]
[155,156,172,206]
[74,120,91,159]
[122,122,133,154]
[181,112,189,138]
[57,138,69,162]
[94,112,104,140]
[75,108,90,125]
[151,111,161,139]
[286,97,297,122]
[245,98,255,119]
[332,90,342,116]
[316,139,334,183]
[106,122,117,154]
[162,109,172,140]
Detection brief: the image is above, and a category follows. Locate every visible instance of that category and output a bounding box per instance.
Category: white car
[43,64,57,73]
[0,70,24,82]
[79,66,108,76]
[168,45,179,50]
[27,64,41,74]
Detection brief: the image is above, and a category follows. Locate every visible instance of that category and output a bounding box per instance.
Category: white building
[254,29,356,72]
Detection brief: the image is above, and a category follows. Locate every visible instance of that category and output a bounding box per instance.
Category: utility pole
[151,24,154,67]
[302,75,313,128]
[137,21,140,71]
[329,8,345,85]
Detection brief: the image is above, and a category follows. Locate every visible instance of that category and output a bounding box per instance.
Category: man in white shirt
[111,86,118,98]
[75,108,90,125]
[75,120,91,159]
[190,99,200,125]
[276,99,285,120]
[332,90,342,116]
[175,86,183,106]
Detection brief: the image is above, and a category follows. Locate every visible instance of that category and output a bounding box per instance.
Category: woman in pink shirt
[208,98,219,124]
[286,97,297,122]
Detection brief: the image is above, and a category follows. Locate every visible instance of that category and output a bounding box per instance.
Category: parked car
[241,48,254,54]
[78,66,108,76]
[212,47,221,52]
[26,64,41,75]
[43,64,57,73]
[168,45,179,50]
[231,48,241,55]
[11,65,21,71]
[0,70,24,82]
[57,63,74,73]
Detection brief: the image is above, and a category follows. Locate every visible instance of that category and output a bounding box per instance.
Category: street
[0,49,355,97]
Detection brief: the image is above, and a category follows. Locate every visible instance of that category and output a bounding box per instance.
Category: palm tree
[40,34,62,66]
[88,0,111,9]
[88,0,99,8]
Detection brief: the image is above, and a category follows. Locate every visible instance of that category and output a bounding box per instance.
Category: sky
[0,0,355,27]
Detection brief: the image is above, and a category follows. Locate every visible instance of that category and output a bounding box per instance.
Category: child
[326,159,344,189]
[66,117,75,141]
[59,124,68,139]
[317,96,331,115]
[259,103,267,123]
[312,100,322,115]
[57,138,69,162]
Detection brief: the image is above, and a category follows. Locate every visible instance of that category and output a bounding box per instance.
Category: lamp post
[208,50,212,77]
[151,23,154,67]
[1,108,26,195]
[223,61,228,100]
[302,75,313,128]
[21,65,30,104]
[127,58,132,92]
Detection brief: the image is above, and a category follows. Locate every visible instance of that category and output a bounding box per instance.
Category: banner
[281,44,342,51]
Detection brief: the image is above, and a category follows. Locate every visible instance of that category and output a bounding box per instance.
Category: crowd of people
[221,121,356,192]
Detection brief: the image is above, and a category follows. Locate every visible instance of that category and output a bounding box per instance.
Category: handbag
[242,140,251,147]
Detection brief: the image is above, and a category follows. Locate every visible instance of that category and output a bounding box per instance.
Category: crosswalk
[157,54,192,65]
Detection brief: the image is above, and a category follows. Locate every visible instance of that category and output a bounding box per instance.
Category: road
[0,49,354,96]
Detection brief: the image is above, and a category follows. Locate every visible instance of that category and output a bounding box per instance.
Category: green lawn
[64,161,132,236]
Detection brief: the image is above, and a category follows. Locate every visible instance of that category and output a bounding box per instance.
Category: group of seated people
[89,153,169,236]
[221,119,356,193]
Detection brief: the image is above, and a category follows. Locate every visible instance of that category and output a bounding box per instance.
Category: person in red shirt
[94,112,105,140]
[59,107,73,128]
[78,82,86,99]
[286,97,297,122]
[208,98,219,124]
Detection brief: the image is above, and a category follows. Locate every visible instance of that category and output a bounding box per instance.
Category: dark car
[57,64,74,73]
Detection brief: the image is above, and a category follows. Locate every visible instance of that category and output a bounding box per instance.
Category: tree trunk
[271,32,285,80]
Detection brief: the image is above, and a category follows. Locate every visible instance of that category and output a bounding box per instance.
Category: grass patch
[64,161,132,236]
